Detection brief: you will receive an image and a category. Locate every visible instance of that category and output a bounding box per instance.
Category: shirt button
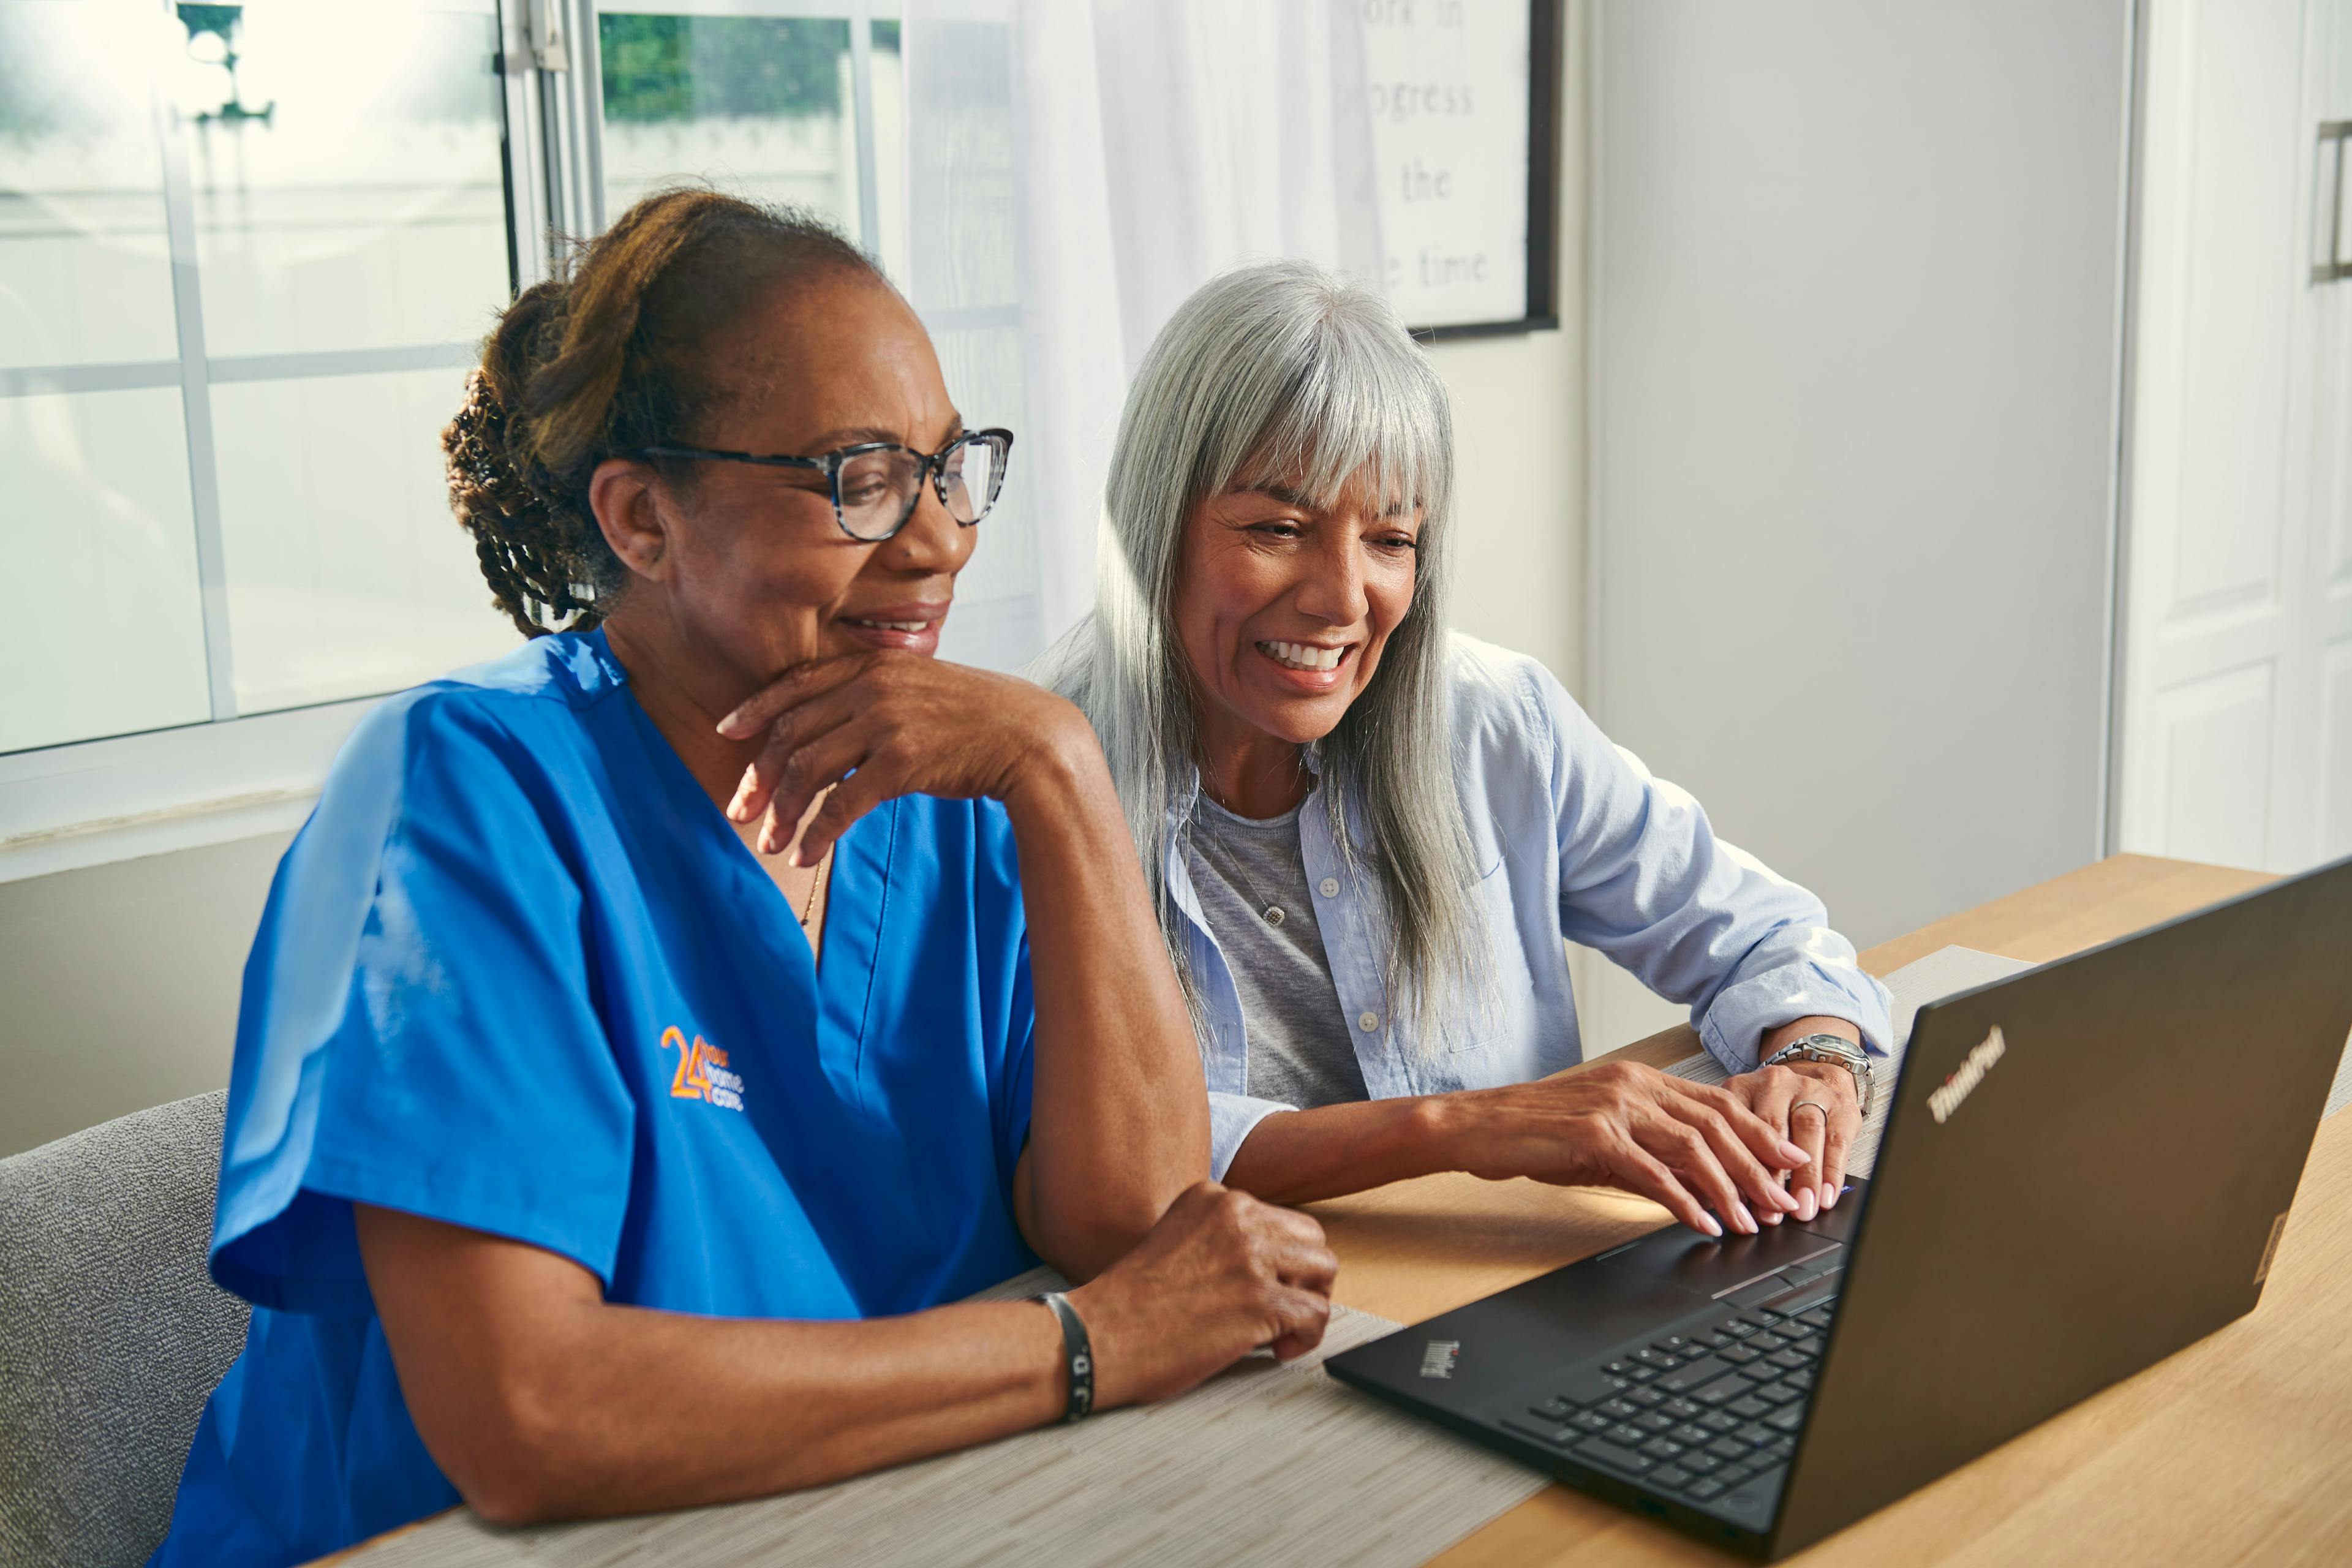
[1358,1011,1381,1033]
[1319,877,1340,897]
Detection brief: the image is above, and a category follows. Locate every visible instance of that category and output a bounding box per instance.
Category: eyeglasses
[638,428,1014,542]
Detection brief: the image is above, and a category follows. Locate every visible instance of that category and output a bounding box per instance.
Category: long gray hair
[1032,259,1487,1039]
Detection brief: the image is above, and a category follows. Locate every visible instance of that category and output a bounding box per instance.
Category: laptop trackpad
[1594,1215,1847,1299]
[1359,1257,1708,1409]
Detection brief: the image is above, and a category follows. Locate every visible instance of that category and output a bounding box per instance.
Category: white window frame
[0,699,379,882]
[0,0,524,880]
[0,0,911,881]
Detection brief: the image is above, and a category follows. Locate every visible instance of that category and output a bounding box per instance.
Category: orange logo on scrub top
[661,1026,745,1112]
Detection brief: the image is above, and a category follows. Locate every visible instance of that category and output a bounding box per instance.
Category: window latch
[527,0,571,72]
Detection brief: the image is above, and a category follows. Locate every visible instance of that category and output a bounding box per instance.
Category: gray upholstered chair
[0,1091,251,1568]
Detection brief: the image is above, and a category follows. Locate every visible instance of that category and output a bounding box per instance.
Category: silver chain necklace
[1190,804,1293,929]
[1191,751,1314,929]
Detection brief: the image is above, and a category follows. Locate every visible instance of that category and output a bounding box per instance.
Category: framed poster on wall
[1364,0,1564,338]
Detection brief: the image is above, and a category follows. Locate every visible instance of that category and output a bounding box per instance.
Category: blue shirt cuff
[1209,1090,1295,1181]
[1698,960,1895,1076]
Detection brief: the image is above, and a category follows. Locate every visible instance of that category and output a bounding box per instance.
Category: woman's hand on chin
[717,652,1098,862]
[1066,1181,1337,1406]
[1435,1062,1812,1239]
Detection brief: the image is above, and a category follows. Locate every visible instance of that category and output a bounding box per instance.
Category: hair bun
[444,361,600,637]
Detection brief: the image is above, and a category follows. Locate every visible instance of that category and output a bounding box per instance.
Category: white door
[2117,0,2352,873]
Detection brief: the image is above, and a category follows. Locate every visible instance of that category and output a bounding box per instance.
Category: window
[1,0,1038,865]
[595,10,904,272]
[1,0,518,756]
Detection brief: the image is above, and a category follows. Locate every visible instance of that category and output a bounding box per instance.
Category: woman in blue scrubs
[154,192,1335,1566]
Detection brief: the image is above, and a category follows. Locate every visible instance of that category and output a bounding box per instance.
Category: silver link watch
[1758,1032,1875,1120]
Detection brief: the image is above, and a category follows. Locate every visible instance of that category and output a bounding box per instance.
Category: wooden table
[1314,853,2352,1568]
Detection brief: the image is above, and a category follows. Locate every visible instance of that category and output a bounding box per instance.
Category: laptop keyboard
[1496,1281,1842,1514]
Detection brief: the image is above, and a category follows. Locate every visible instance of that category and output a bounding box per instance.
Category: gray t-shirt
[1185,794,1371,1107]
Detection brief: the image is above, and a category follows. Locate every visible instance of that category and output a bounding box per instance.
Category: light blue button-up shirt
[1167,635,1895,1178]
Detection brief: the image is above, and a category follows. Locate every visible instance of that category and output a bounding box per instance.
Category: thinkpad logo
[1928,1027,2007,1123]
[1419,1340,1460,1379]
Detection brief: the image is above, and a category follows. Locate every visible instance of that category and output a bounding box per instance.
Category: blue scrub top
[152,630,1041,1566]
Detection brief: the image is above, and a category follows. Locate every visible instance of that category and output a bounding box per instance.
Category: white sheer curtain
[903,0,1381,663]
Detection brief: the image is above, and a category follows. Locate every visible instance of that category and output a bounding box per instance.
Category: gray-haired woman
[1036,260,1894,1235]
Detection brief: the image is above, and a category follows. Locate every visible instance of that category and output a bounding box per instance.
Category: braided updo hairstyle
[444,189,883,637]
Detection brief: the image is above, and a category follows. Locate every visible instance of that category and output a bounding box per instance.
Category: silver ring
[1790,1099,1831,1124]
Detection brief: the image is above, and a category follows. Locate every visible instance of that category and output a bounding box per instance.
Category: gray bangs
[1215,302,1455,544]
[1032,258,1490,1050]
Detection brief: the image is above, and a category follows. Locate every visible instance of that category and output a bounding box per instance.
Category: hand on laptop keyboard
[1719,1048,1865,1222]
[1444,1061,1815,1238]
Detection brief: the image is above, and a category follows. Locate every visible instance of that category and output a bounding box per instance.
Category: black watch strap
[1035,1291,1094,1423]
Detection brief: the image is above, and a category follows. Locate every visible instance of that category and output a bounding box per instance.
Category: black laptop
[1326,854,2352,1559]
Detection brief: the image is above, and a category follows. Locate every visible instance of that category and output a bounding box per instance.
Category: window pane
[183,2,509,358]
[902,18,1034,670]
[870,20,905,285]
[0,1,181,368]
[597,12,871,249]
[211,364,516,715]
[0,387,212,751]
[930,325,1036,671]
[901,17,1011,312]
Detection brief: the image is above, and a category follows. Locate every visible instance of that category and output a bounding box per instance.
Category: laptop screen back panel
[1771,857,2352,1557]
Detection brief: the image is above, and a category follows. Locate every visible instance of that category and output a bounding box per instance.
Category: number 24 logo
[661,1025,728,1101]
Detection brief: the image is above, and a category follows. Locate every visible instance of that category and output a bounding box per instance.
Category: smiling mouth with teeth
[1259,639,1349,673]
[848,619,935,632]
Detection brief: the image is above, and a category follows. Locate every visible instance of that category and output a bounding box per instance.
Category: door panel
[2121,0,2352,873]
[2152,661,2277,868]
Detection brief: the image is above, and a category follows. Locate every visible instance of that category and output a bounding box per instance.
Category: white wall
[1577,1,2133,1052]
[0,832,292,1158]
